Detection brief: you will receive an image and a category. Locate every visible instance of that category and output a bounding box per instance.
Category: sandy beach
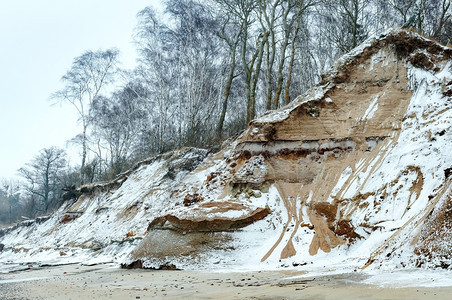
[1,264,451,300]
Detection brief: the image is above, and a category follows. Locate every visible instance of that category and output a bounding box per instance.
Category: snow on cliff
[1,29,451,274]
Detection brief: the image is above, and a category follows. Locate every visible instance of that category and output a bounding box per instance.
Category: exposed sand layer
[1,264,451,300]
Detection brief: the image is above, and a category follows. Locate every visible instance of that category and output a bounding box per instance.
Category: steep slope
[0,148,212,269]
[232,29,452,269]
[1,29,451,272]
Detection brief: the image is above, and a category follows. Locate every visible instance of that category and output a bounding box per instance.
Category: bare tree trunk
[265,30,277,110]
[272,5,294,109]
[285,16,302,105]
[242,27,255,125]
[81,121,88,185]
[352,1,358,48]
[248,33,268,124]
[272,39,289,108]
[217,49,236,138]
[217,21,242,138]
[259,0,279,110]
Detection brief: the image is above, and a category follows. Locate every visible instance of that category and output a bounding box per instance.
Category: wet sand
[1,264,451,299]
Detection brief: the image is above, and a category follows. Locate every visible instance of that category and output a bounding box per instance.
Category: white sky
[0,0,161,179]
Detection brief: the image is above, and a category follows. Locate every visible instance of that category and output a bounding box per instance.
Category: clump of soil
[445,167,452,179]
[60,214,78,224]
[184,193,204,206]
[121,259,180,270]
[334,220,360,242]
[312,202,337,224]
[408,52,435,70]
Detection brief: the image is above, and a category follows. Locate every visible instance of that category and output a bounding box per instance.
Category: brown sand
[1,264,451,299]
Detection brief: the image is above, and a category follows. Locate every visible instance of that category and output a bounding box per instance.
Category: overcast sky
[0,0,161,179]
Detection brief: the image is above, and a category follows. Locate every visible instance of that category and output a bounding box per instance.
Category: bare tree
[389,0,417,24]
[136,1,222,148]
[423,0,452,42]
[273,0,315,108]
[216,0,265,124]
[433,0,451,39]
[18,147,67,213]
[258,0,281,110]
[135,7,177,153]
[90,83,147,177]
[0,180,20,223]
[215,10,244,137]
[318,0,370,54]
[52,49,119,184]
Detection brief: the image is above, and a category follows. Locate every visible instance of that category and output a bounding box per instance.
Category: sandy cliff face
[225,29,452,269]
[1,29,451,271]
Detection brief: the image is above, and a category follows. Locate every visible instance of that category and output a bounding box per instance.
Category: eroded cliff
[1,29,451,272]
